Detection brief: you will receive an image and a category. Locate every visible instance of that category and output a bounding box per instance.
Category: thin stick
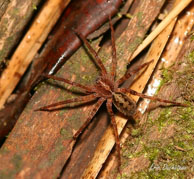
[130,0,192,61]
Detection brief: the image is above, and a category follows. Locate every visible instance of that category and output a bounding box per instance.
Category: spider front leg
[35,93,99,111]
[106,98,122,174]
[42,74,93,93]
[74,31,107,75]
[116,60,154,86]
[119,88,188,107]
[109,15,117,80]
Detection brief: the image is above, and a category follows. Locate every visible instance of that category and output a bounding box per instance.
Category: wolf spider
[37,17,186,173]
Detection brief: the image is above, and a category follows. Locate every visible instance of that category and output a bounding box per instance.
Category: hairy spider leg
[36,93,99,111]
[108,16,122,174]
[109,15,117,80]
[67,98,105,146]
[119,88,188,107]
[106,98,121,174]
[116,59,154,86]
[76,32,107,75]
[42,74,93,93]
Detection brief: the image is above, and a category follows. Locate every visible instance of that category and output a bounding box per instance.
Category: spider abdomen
[112,92,136,117]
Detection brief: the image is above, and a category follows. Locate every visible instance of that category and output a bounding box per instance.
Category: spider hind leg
[35,94,99,111]
[120,88,188,107]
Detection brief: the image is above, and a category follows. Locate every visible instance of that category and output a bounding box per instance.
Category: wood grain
[130,0,193,60]
[0,0,70,109]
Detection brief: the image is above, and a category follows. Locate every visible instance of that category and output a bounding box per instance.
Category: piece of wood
[0,0,41,70]
[0,0,71,109]
[138,1,194,114]
[0,0,10,17]
[118,25,194,178]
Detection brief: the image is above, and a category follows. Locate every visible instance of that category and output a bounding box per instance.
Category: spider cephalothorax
[94,75,115,96]
[37,16,186,173]
[93,72,137,117]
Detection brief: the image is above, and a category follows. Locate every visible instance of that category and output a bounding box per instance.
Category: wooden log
[2,0,192,178]
[0,0,42,71]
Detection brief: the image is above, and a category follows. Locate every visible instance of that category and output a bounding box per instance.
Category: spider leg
[42,74,93,93]
[106,98,122,174]
[35,93,99,111]
[109,15,117,80]
[74,31,107,75]
[72,97,105,140]
[116,60,154,86]
[119,88,188,107]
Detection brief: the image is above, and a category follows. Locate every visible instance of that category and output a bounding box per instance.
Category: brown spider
[37,17,186,173]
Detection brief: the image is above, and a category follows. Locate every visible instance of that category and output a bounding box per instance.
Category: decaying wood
[0,0,192,178]
[0,0,10,17]
[98,1,194,177]
[117,25,194,178]
[0,0,70,109]
[0,0,41,72]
